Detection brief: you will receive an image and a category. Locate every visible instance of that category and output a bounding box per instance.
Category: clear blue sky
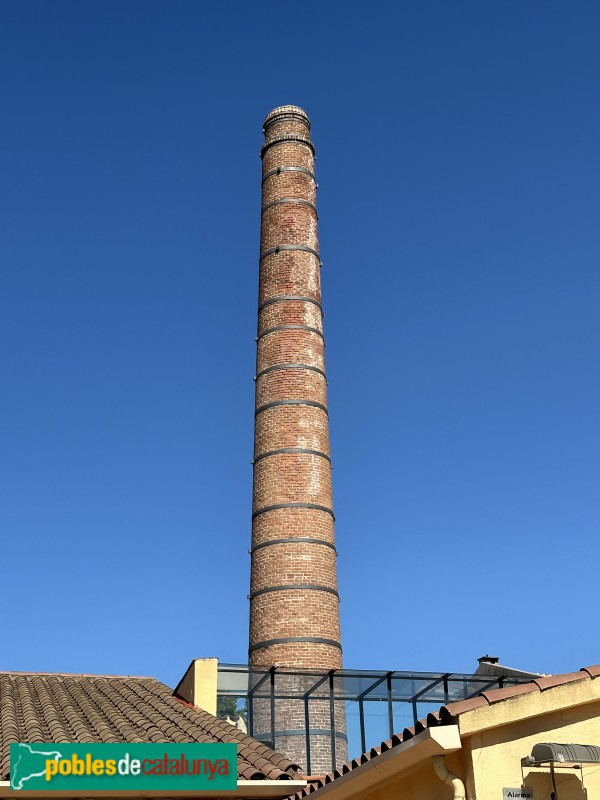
[2,1,599,687]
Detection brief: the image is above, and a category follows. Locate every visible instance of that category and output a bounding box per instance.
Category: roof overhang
[457,676,600,736]
[0,779,307,799]
[303,725,461,800]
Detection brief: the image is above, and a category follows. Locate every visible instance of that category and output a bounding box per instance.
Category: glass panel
[416,701,442,722]
[344,700,363,762]
[277,669,327,699]
[216,695,249,729]
[362,701,391,752]
[392,701,415,734]
[217,667,250,694]
[338,672,387,699]
[389,677,420,700]
[333,674,356,701]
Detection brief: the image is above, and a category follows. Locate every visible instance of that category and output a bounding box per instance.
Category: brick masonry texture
[254,407,330,454]
[259,253,321,305]
[249,106,346,774]
[249,106,342,673]
[251,507,335,550]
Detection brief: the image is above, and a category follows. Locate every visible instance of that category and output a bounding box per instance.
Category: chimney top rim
[264,105,310,127]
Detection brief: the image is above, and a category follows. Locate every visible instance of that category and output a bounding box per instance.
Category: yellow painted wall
[175,658,218,715]
[469,698,600,800]
[341,761,451,800]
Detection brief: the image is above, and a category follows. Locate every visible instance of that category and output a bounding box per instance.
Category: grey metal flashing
[249,637,342,653]
[249,584,339,600]
[254,399,328,416]
[258,294,322,314]
[261,136,315,157]
[255,363,326,380]
[252,502,335,520]
[252,447,331,465]
[253,729,348,742]
[260,244,320,262]
[262,165,317,184]
[250,537,337,554]
[257,324,323,341]
[261,198,317,215]
[263,112,310,131]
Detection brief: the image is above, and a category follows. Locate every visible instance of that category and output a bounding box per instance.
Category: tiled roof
[292,664,600,799]
[0,671,301,782]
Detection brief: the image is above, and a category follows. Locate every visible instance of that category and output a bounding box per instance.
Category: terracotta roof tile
[0,672,300,782]
[426,710,441,726]
[581,664,600,679]
[480,682,540,704]
[533,672,585,691]
[439,694,489,722]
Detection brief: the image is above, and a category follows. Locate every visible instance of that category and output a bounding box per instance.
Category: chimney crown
[264,105,310,131]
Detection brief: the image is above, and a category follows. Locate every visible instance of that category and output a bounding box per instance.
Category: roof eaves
[447,665,600,738]
[0,780,308,799]
[292,726,461,800]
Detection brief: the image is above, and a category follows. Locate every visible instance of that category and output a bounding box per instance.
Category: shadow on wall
[524,769,587,800]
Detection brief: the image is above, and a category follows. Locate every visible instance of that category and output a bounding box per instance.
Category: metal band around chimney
[262,166,317,184]
[255,363,327,380]
[260,244,320,262]
[252,448,331,465]
[261,136,315,157]
[263,112,310,131]
[255,399,328,416]
[258,295,322,313]
[254,729,348,742]
[250,537,337,554]
[249,584,339,600]
[249,637,342,653]
[261,198,318,216]
[257,324,324,341]
[252,502,335,520]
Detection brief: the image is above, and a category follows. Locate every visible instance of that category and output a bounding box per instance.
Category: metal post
[248,692,254,737]
[386,672,394,738]
[329,670,336,772]
[304,696,311,775]
[359,699,366,754]
[270,667,276,747]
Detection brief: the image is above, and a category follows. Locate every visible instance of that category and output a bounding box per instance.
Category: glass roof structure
[217,663,531,772]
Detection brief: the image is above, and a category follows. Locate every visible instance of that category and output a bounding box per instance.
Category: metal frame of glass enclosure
[217,664,530,773]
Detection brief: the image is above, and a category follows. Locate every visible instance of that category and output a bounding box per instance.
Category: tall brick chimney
[249,105,342,675]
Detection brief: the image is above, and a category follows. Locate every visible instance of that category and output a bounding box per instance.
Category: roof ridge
[0,670,156,679]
